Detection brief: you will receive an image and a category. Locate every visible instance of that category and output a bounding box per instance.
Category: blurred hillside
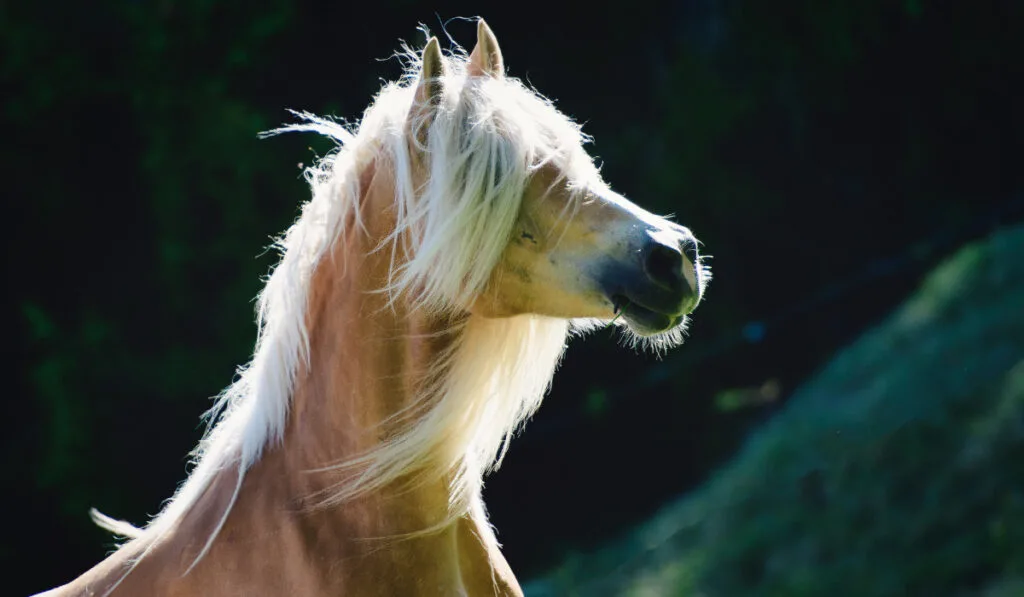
[528,223,1024,596]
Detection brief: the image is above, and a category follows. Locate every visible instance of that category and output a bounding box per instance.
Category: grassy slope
[527,224,1024,597]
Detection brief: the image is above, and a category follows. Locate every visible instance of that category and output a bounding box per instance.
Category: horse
[40,19,708,597]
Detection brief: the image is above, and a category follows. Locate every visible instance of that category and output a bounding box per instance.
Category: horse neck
[83,168,525,597]
[266,224,463,536]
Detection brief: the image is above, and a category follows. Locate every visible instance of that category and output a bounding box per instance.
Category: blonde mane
[93,40,608,565]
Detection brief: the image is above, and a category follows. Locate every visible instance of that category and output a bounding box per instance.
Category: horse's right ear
[415,37,444,106]
[410,37,445,145]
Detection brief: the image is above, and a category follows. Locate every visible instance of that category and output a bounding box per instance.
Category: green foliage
[529,225,1024,595]
[5,0,302,569]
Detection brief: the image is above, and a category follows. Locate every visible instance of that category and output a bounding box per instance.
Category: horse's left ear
[468,19,504,78]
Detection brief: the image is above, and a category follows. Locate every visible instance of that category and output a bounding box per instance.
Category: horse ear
[414,36,445,107]
[467,19,504,78]
[410,37,445,146]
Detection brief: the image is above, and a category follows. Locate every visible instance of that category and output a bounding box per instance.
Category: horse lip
[610,293,689,335]
[611,288,696,320]
[599,258,701,329]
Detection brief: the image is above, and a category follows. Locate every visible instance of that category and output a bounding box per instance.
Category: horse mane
[93,39,608,564]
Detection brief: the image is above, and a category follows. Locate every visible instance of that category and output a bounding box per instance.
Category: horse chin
[594,294,692,353]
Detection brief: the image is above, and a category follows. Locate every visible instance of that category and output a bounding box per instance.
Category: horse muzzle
[599,229,705,336]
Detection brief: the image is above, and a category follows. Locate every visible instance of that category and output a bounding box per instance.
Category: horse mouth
[611,294,687,336]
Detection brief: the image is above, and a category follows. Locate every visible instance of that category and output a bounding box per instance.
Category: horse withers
[41,19,708,597]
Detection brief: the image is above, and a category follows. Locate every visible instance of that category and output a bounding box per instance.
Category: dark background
[5,1,1022,594]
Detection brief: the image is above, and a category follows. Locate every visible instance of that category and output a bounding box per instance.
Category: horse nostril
[643,242,685,291]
